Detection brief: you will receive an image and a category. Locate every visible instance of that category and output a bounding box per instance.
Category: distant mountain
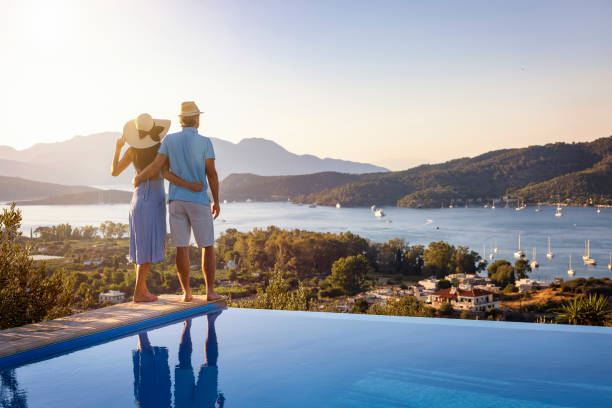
[0,176,97,202]
[0,133,388,187]
[220,172,362,201]
[220,136,612,207]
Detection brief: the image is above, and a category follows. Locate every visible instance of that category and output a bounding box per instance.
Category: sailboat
[546,237,554,259]
[531,248,539,268]
[489,242,494,260]
[493,240,499,254]
[491,200,496,210]
[336,203,341,209]
[374,208,385,218]
[568,255,575,276]
[583,240,596,265]
[535,202,542,212]
[608,254,611,270]
[514,235,525,258]
[597,205,601,214]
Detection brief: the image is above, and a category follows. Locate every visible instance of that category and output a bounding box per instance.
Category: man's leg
[202,246,220,301]
[176,247,192,302]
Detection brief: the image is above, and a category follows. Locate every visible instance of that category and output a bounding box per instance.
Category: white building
[99,290,125,303]
[515,278,549,293]
[431,287,499,312]
[418,278,439,291]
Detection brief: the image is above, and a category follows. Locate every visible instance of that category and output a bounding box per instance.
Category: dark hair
[132,144,160,171]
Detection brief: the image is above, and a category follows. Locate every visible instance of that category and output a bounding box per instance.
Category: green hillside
[220,172,362,202]
[221,136,612,207]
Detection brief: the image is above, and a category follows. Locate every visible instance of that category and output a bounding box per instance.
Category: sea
[8,201,612,282]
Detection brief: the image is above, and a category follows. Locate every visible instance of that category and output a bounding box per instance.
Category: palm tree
[559,294,611,326]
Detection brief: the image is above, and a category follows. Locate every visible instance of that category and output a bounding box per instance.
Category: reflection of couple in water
[132,311,225,408]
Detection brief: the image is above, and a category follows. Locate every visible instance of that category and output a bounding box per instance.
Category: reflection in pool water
[132,311,225,408]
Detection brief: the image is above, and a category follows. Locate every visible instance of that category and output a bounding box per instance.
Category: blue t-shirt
[158,127,215,205]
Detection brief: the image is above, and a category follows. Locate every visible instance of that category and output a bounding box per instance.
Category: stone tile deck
[0,295,225,359]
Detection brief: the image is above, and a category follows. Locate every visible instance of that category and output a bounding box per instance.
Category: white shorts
[169,200,214,248]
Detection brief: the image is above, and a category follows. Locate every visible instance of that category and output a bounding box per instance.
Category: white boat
[223,199,228,204]
[514,235,525,258]
[493,240,499,254]
[535,202,542,212]
[374,209,385,218]
[583,240,596,265]
[336,203,341,209]
[531,248,539,268]
[597,206,601,214]
[491,200,496,210]
[370,205,376,212]
[546,236,554,259]
[515,200,526,211]
[608,254,611,270]
[555,204,563,217]
[568,255,575,276]
[489,242,494,260]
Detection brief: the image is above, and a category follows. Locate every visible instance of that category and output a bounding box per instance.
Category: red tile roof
[432,288,492,299]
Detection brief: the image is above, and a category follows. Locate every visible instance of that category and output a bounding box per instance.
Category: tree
[328,254,370,296]
[0,203,74,329]
[423,241,455,278]
[437,279,451,289]
[235,271,309,311]
[490,264,515,288]
[514,259,532,280]
[351,298,369,313]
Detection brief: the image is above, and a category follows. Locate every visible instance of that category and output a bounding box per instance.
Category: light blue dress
[129,177,166,264]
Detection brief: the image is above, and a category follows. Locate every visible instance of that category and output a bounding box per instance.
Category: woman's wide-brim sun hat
[123,113,171,149]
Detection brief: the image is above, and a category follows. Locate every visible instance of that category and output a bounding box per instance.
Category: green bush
[503,283,518,294]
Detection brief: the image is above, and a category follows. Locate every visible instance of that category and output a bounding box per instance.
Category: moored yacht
[583,240,596,265]
[546,236,554,259]
[493,240,499,254]
[608,254,611,270]
[535,202,542,212]
[531,248,539,269]
[374,208,385,218]
[336,203,341,208]
[568,255,575,276]
[555,205,563,217]
[514,235,525,258]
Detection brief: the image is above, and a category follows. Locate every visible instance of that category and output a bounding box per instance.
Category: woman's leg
[134,263,157,302]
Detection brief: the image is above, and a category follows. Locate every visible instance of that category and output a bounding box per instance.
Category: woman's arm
[161,163,203,192]
[111,136,132,177]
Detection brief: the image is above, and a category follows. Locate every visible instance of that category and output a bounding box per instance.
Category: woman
[111,113,201,302]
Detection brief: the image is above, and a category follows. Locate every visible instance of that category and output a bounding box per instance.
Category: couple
[111,101,222,303]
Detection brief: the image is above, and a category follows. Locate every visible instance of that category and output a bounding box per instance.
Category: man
[133,101,221,302]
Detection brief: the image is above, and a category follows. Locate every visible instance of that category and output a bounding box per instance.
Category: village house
[431,287,499,312]
[515,278,549,293]
[99,290,125,303]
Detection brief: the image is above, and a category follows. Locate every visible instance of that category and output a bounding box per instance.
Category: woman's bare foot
[181,292,193,302]
[134,292,158,302]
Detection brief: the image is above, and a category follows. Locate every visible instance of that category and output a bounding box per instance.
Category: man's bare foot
[134,292,158,302]
[181,293,193,302]
[205,291,224,302]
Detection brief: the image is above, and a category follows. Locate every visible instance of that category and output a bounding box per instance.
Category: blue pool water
[2,308,611,407]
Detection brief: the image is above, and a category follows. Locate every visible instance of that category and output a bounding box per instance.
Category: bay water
[11,202,612,282]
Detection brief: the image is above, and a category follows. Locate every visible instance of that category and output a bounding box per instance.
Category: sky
[0,0,611,170]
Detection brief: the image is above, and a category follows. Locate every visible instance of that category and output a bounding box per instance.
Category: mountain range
[220,136,612,207]
[0,133,387,187]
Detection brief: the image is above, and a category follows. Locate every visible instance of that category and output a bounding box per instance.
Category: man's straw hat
[123,113,170,149]
[178,101,204,117]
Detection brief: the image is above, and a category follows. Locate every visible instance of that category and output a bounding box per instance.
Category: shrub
[438,302,454,316]
[558,294,611,326]
[502,283,518,294]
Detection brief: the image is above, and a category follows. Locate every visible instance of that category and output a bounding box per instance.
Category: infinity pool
[1,308,611,407]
